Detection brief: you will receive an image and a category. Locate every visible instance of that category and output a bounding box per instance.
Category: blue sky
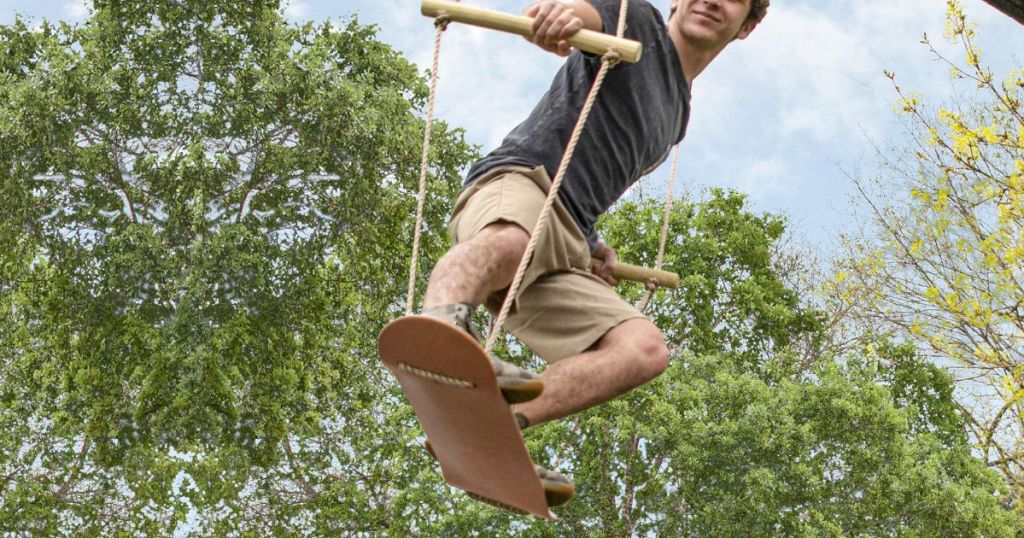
[3,0,1024,251]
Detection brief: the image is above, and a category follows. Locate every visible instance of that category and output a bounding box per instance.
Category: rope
[636,144,681,312]
[405,9,456,315]
[484,0,630,354]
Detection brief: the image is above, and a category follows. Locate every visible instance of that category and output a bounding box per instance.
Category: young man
[419,0,767,506]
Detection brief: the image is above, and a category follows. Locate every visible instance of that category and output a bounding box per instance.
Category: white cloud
[334,1,562,151]
[427,25,561,149]
[699,2,943,145]
[736,155,791,201]
[284,1,309,20]
[64,0,91,19]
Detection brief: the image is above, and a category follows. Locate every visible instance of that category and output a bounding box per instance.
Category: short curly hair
[748,0,769,23]
[669,0,769,24]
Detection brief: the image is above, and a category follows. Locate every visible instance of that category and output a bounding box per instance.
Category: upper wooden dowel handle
[591,257,680,288]
[421,0,643,64]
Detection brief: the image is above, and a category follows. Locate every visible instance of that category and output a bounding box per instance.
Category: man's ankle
[421,303,480,341]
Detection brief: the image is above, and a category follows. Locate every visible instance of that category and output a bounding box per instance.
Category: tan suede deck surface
[378,316,554,519]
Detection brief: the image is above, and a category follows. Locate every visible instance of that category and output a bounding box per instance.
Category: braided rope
[484,0,630,354]
[636,144,681,312]
[405,10,456,315]
[398,362,475,389]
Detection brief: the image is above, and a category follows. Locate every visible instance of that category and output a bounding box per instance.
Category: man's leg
[414,170,582,506]
[419,219,579,507]
[422,222,528,309]
[421,220,551,407]
[512,318,669,427]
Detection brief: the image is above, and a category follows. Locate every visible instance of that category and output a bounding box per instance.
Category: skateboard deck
[378,315,555,519]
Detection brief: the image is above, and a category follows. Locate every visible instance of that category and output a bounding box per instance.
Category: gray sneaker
[422,304,543,404]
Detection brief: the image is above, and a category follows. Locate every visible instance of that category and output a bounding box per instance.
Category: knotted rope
[405,7,457,315]
[636,144,681,312]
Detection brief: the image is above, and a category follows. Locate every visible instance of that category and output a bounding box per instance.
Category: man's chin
[680,26,728,47]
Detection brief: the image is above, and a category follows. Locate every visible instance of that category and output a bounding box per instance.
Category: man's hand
[591,241,619,286]
[523,0,586,56]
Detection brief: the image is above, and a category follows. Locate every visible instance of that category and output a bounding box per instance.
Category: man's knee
[605,319,670,382]
[635,331,670,381]
[473,222,530,262]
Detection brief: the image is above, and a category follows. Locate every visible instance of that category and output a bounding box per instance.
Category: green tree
[830,1,1024,508]
[244,190,1017,536]
[0,1,471,534]
[506,194,1016,537]
[2,1,1018,535]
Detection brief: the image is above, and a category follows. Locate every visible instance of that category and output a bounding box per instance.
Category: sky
[3,0,1024,252]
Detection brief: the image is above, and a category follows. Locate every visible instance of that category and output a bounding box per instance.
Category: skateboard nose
[379,316,500,390]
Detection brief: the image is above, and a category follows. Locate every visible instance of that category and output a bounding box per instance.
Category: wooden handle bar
[591,257,680,288]
[421,0,643,64]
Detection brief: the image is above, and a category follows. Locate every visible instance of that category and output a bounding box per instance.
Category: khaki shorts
[448,165,645,363]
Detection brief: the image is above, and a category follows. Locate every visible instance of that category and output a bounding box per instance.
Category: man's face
[671,0,757,47]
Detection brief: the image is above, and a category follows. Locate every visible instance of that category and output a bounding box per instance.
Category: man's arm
[522,0,604,56]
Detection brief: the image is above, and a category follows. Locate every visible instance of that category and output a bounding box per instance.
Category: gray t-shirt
[465,0,690,248]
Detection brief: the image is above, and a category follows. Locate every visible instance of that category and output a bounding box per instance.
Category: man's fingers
[543,10,583,50]
[532,4,559,44]
[523,2,583,54]
[542,10,573,42]
[556,13,583,40]
[604,263,619,286]
[525,3,548,44]
[527,1,552,24]
[602,253,618,285]
[600,266,618,286]
[591,259,617,286]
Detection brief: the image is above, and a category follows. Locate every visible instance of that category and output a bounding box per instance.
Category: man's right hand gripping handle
[522,0,603,56]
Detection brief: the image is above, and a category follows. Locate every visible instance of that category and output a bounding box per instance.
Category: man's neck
[667,23,730,86]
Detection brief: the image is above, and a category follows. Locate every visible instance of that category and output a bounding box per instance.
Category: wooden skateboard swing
[379,316,555,518]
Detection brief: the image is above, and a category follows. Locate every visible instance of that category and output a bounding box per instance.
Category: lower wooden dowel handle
[591,257,680,288]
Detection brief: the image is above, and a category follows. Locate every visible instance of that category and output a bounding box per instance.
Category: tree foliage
[830,1,1024,509]
[0,1,470,533]
[0,1,1018,535]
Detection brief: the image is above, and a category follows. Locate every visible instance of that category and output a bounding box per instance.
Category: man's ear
[735,19,758,40]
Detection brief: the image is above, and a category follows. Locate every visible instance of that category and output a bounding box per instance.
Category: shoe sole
[498,378,544,404]
[541,482,575,508]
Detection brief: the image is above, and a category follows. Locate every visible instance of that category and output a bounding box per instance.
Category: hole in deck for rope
[398,362,476,389]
